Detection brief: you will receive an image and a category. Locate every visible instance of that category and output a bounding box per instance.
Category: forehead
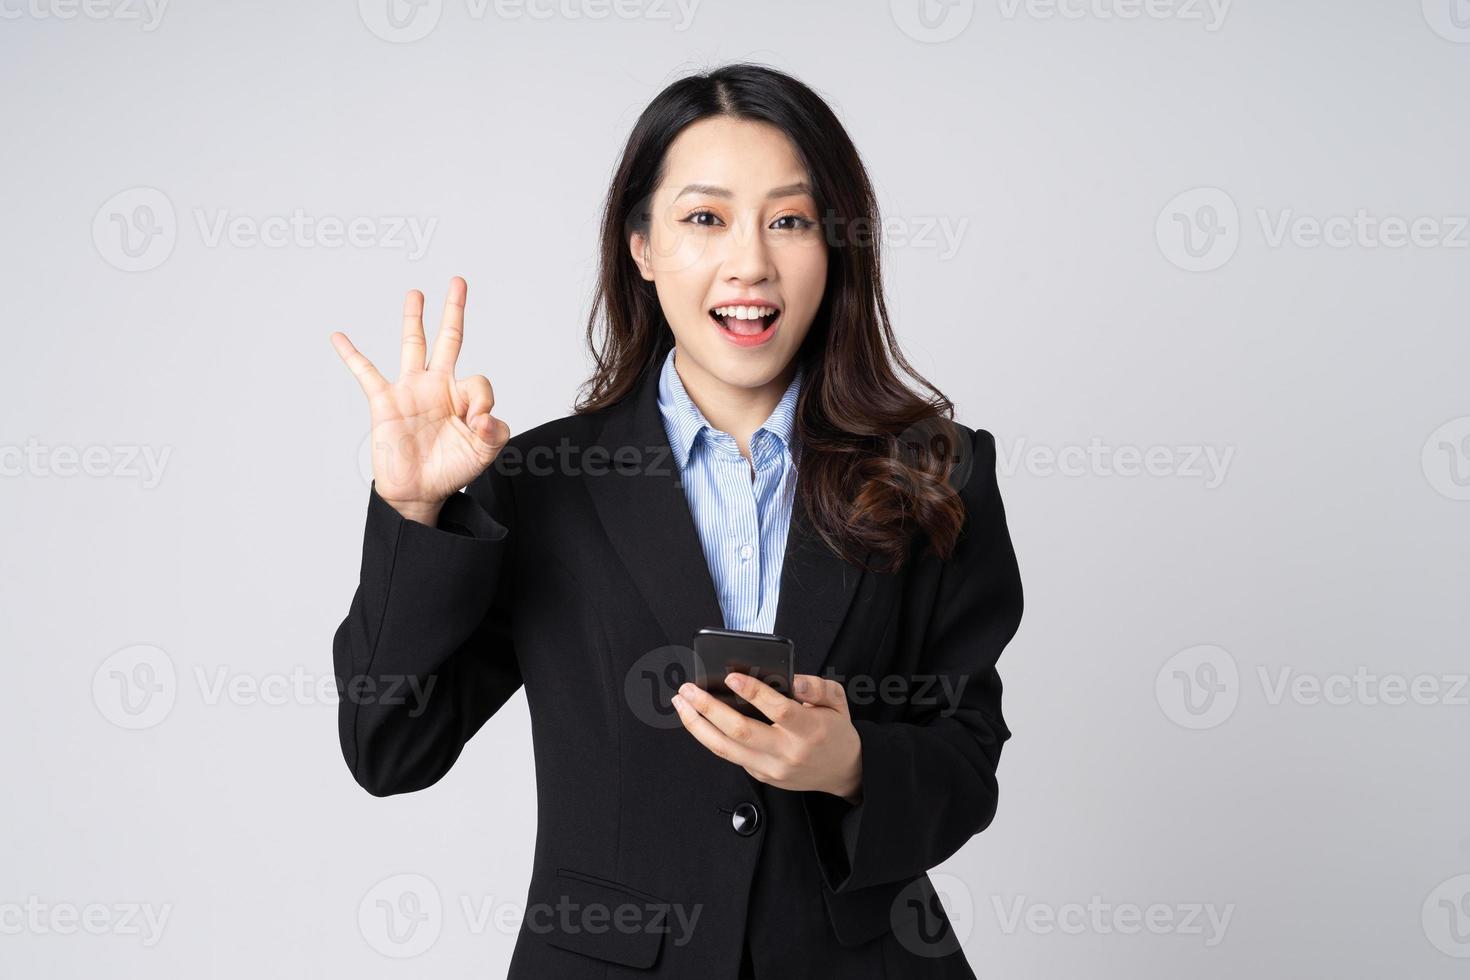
[659,116,810,196]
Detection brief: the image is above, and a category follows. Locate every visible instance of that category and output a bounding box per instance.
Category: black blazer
[332,361,1024,979]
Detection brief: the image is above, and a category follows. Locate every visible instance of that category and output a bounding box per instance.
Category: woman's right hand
[331,277,510,526]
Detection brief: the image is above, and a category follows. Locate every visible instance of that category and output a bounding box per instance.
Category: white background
[2,1,1468,977]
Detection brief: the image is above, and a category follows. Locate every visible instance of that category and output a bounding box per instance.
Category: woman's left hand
[672,673,863,804]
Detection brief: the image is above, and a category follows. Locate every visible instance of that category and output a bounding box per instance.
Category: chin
[701,347,795,388]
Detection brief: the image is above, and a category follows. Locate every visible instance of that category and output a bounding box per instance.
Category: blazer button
[731,801,761,837]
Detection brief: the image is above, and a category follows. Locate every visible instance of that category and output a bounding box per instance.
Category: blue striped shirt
[656,346,804,634]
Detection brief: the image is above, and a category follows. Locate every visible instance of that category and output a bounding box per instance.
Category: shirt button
[739,544,753,561]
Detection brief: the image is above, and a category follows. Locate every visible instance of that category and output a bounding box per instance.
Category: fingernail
[671,695,686,710]
[726,674,746,691]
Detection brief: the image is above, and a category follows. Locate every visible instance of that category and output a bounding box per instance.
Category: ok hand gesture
[331,277,509,525]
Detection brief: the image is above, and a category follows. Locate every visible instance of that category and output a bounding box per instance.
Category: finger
[400,289,427,375]
[427,276,467,373]
[792,674,849,713]
[726,673,804,730]
[330,332,389,396]
[676,682,781,753]
[671,691,763,769]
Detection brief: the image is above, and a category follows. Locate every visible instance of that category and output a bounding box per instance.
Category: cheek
[652,277,703,341]
[649,246,717,325]
[647,217,716,278]
[778,245,828,316]
[652,240,710,279]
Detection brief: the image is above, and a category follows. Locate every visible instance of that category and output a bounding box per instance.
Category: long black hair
[575,63,967,574]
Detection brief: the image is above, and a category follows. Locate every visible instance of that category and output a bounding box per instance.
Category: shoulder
[964,424,998,473]
[935,421,1020,603]
[933,420,999,503]
[949,421,995,458]
[944,423,1009,551]
[501,408,603,458]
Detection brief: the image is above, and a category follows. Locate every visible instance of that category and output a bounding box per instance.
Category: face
[629,116,828,396]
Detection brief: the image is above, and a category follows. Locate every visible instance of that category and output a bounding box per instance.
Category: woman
[330,63,1023,980]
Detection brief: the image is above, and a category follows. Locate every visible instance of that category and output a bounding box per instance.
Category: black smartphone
[691,627,795,719]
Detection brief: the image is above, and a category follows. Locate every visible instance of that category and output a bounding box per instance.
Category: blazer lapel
[583,362,726,654]
[582,359,870,680]
[772,494,868,681]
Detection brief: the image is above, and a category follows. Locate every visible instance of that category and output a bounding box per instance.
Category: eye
[681,208,723,227]
[772,214,816,232]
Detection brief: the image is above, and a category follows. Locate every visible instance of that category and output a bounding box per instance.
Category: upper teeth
[713,305,777,319]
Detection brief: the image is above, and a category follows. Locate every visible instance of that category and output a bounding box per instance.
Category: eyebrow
[673,182,813,201]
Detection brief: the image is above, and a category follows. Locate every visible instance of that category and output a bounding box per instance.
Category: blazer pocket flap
[531,868,672,969]
[820,876,903,947]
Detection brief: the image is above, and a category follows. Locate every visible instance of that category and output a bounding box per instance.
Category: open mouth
[708,304,781,344]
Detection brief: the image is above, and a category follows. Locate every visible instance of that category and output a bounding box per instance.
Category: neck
[672,347,796,461]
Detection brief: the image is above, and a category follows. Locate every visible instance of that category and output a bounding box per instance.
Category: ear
[628,230,655,282]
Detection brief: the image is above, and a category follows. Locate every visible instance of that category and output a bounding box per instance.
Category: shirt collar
[656,346,804,471]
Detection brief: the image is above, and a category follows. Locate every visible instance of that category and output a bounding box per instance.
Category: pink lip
[710,297,780,309]
[709,308,780,348]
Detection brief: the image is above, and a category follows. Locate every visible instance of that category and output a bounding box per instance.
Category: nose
[719,210,774,284]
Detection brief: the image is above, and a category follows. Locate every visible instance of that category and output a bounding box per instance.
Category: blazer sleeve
[802,427,1023,893]
[332,462,522,797]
